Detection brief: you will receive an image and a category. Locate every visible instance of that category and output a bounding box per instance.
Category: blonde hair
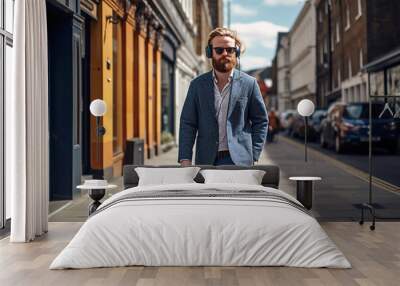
[207,27,245,54]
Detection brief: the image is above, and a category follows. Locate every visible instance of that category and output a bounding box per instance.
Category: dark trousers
[214,151,235,166]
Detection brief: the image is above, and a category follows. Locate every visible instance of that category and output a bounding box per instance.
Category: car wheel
[320,133,327,148]
[335,135,345,153]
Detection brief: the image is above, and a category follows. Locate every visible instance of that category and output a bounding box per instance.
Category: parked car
[279,109,296,133]
[320,102,399,153]
[290,113,314,140]
[309,109,327,137]
[291,109,327,140]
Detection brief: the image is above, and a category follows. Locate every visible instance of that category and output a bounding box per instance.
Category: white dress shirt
[213,69,234,152]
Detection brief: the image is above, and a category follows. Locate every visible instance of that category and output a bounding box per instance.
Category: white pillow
[135,167,201,186]
[200,169,266,185]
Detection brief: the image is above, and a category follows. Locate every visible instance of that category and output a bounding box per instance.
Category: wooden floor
[0,222,399,286]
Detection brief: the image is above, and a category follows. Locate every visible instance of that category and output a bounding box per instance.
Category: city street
[284,133,400,189]
[264,135,400,221]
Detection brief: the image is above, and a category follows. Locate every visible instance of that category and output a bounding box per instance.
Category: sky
[223,0,305,71]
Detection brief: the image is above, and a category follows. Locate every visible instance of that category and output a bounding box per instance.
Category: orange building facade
[89,0,163,178]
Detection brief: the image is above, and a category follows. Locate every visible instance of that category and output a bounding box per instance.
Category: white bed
[50,183,351,269]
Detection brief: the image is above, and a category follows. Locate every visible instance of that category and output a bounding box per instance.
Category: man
[178,27,268,166]
[267,109,280,143]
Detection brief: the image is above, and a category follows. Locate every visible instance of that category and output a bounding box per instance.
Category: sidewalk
[49,176,123,222]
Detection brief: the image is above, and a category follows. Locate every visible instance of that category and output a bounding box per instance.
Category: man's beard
[212,57,236,73]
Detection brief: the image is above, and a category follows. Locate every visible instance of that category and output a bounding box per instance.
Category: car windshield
[343,104,389,119]
[312,111,326,120]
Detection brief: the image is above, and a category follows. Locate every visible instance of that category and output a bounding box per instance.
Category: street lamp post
[86,99,108,214]
[297,99,315,162]
[89,99,107,178]
[290,99,320,210]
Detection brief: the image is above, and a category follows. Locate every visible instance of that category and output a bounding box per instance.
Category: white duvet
[50,183,351,269]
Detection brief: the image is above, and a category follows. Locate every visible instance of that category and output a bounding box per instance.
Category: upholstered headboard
[123,165,280,189]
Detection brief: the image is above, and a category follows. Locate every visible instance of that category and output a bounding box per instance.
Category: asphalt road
[265,135,400,220]
[285,134,400,189]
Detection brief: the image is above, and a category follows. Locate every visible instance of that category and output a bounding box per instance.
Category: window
[337,68,341,87]
[331,30,334,51]
[112,12,123,155]
[4,42,12,220]
[0,38,3,229]
[181,0,192,23]
[348,57,352,79]
[343,104,390,119]
[319,10,323,23]
[1,0,14,228]
[370,71,384,96]
[5,0,14,33]
[345,6,350,30]
[356,0,362,19]
[285,77,290,92]
[359,49,363,69]
[320,45,324,64]
[336,22,340,43]
[161,57,175,135]
[387,65,400,96]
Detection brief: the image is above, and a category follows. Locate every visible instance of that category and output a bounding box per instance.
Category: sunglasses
[213,47,237,55]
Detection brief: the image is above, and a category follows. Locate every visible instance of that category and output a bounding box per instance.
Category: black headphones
[205,44,241,59]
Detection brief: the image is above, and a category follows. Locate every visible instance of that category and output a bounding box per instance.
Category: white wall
[341,73,368,103]
[277,36,291,112]
[175,56,197,144]
[289,2,316,100]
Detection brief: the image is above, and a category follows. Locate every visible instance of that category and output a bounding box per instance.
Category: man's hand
[180,160,192,167]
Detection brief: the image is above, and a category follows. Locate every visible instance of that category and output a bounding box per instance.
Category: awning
[363,47,400,73]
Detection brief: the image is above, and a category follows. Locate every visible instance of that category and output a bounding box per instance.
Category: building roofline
[274,32,289,54]
[288,0,312,37]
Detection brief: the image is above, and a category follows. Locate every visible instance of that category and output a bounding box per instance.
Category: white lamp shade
[90,99,107,117]
[297,99,315,117]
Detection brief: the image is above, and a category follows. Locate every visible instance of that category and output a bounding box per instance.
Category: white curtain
[7,0,49,242]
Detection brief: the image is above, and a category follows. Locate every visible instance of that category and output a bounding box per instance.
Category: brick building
[207,0,224,28]
[316,0,400,108]
[193,0,213,73]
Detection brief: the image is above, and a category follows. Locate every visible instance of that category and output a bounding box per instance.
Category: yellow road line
[280,136,400,194]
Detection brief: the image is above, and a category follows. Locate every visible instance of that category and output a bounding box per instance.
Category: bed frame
[123,165,280,189]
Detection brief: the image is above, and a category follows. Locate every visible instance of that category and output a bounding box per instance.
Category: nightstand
[289,177,322,210]
[77,183,117,215]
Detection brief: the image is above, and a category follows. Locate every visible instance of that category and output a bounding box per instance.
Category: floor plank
[0,222,399,286]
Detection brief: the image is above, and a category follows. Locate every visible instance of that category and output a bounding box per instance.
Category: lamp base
[296,180,313,210]
[88,189,106,215]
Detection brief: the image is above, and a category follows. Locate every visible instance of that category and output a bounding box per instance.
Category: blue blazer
[178,69,268,166]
